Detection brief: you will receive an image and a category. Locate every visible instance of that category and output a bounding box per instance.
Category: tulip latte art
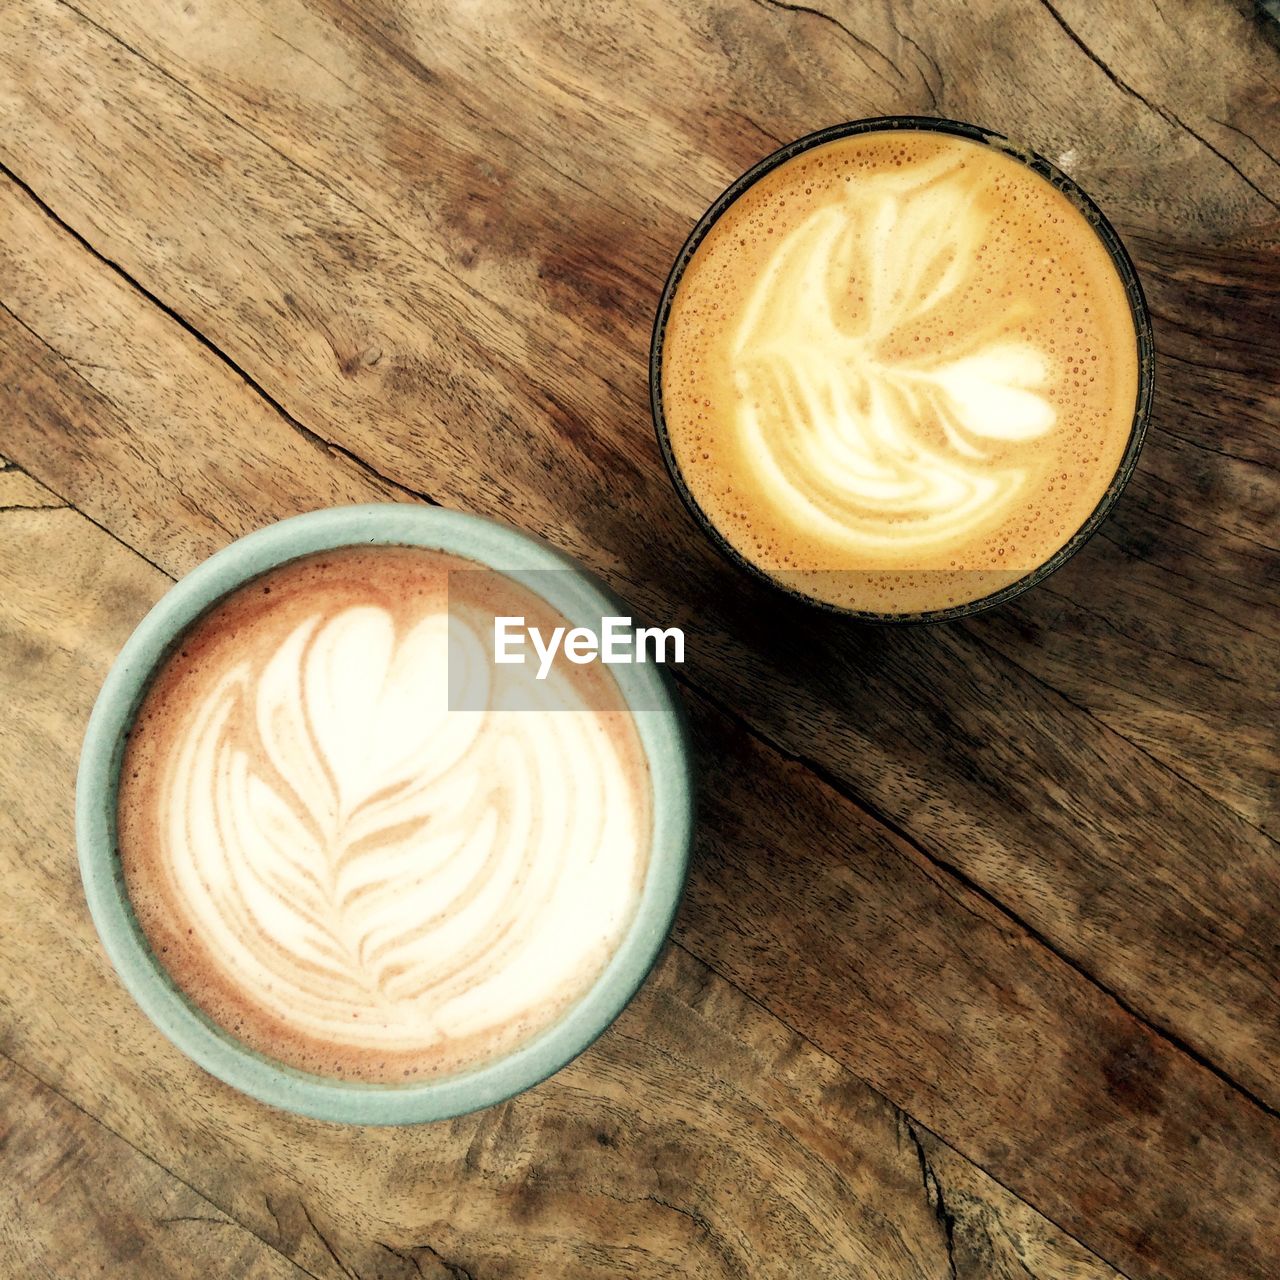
[119,547,651,1081]
[662,130,1140,612]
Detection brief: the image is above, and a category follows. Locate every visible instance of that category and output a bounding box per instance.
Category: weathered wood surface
[0,1056,310,1280]
[0,497,1130,1280]
[0,0,1276,1276]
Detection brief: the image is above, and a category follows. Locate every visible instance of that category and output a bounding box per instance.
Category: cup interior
[649,115,1156,624]
[76,505,693,1123]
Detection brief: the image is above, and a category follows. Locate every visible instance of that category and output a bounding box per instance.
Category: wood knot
[1101,1026,1166,1116]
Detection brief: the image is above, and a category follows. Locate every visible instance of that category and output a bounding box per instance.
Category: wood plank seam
[0,159,438,516]
[1,138,1273,1126]
[16,0,1273,827]
[0,492,1133,1278]
[0,1045,325,1280]
[671,666,1280,1123]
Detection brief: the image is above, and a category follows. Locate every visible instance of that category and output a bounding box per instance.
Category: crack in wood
[383,1239,477,1280]
[0,298,240,540]
[0,1048,322,1280]
[264,1194,285,1243]
[731,109,784,150]
[299,1201,359,1280]
[265,27,363,98]
[157,1214,236,1227]
[750,0,904,95]
[1209,116,1280,172]
[662,871,1146,1272]
[1037,0,1280,211]
[0,416,175,581]
[982,642,1279,959]
[904,1120,960,1280]
[645,1192,731,1258]
[590,1183,741,1275]
[887,15,944,111]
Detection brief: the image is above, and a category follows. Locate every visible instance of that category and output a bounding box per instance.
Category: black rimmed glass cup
[649,116,1155,623]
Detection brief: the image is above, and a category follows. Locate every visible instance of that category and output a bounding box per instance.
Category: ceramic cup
[77,505,694,1123]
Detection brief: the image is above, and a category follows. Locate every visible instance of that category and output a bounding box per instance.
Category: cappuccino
[660,129,1141,613]
[118,546,651,1082]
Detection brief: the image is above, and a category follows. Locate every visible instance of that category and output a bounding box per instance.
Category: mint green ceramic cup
[76,505,693,1124]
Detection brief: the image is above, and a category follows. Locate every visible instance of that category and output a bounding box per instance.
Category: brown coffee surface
[661,130,1140,613]
[119,546,651,1083]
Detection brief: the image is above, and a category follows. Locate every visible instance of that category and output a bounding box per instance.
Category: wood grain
[2,254,1279,1277]
[0,0,1276,1275]
[0,1056,309,1280]
[2,0,1276,1102]
[0,499,1126,1280]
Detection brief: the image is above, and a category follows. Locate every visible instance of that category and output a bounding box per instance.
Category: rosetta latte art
[732,151,1056,559]
[120,549,651,1080]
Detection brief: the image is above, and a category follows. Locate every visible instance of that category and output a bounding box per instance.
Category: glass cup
[650,116,1155,623]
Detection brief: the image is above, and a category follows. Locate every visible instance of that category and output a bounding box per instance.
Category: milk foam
[663,131,1140,613]
[119,548,651,1081]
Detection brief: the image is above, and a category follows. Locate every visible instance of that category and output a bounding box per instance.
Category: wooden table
[1,1,1276,1276]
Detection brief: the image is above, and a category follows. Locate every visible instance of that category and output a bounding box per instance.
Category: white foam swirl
[732,151,1057,560]
[159,599,646,1061]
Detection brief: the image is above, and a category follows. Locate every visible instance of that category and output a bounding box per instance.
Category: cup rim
[76,504,694,1124]
[649,115,1156,624]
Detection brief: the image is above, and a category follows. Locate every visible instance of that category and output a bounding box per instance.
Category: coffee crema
[661,130,1140,614]
[118,546,652,1082]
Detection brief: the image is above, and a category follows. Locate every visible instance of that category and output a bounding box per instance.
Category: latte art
[119,548,651,1081]
[662,130,1141,613]
[734,154,1056,558]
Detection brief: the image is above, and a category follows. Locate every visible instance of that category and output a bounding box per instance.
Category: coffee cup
[77,505,693,1123]
[651,116,1155,621]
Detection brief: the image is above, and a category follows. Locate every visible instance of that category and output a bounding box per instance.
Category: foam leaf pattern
[732,150,1059,560]
[162,602,646,1057]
